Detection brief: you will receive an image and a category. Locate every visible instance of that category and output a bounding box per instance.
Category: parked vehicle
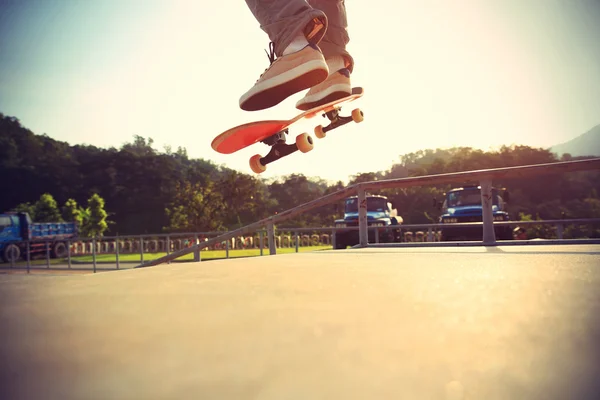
[334,194,403,249]
[0,212,78,263]
[433,185,512,241]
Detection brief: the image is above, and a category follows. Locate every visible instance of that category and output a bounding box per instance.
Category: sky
[1,0,599,184]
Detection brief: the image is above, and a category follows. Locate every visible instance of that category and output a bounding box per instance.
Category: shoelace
[265,42,276,65]
[257,42,277,81]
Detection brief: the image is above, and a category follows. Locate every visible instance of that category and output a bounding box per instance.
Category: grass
[2,246,333,267]
[74,245,333,263]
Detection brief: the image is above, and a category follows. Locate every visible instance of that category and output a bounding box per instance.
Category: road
[1,245,599,399]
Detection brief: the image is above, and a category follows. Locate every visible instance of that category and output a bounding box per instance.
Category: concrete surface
[0,263,129,274]
[1,245,599,399]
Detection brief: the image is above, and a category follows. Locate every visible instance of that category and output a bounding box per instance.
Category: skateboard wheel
[314,125,326,139]
[296,133,314,153]
[352,108,364,123]
[249,154,266,174]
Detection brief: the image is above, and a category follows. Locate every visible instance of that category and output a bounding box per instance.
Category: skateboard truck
[250,129,315,174]
[260,129,288,146]
[314,106,364,139]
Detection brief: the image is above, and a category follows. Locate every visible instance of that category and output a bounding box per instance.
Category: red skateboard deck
[211,87,364,173]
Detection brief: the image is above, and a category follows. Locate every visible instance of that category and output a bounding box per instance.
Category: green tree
[268,174,330,227]
[348,172,384,185]
[33,193,64,222]
[84,194,109,237]
[215,170,276,229]
[10,202,36,219]
[517,212,557,239]
[165,181,226,232]
[62,198,83,225]
[120,135,156,157]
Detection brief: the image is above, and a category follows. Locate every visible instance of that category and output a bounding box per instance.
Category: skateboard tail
[212,121,289,154]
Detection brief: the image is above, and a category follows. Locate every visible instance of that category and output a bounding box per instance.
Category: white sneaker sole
[296,83,352,110]
[240,59,329,111]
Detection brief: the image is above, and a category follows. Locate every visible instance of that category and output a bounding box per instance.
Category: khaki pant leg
[307,0,354,72]
[244,0,328,57]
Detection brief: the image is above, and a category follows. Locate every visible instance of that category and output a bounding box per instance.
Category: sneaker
[295,68,352,111]
[239,43,329,111]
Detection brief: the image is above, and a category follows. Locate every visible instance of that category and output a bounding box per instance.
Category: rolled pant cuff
[266,11,328,57]
[319,41,354,73]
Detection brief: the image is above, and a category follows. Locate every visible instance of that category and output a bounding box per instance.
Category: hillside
[2,112,600,237]
[550,125,600,157]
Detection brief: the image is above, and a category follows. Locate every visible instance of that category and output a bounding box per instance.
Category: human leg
[295,0,353,110]
[244,0,330,58]
[307,0,353,71]
[240,0,331,111]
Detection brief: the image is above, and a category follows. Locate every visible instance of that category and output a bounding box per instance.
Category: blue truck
[0,212,78,263]
[433,185,512,241]
[334,194,403,249]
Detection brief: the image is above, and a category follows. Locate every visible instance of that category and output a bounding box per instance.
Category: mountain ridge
[549,125,600,157]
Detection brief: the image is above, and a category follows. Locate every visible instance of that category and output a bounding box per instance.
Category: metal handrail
[134,158,600,268]
[359,158,600,191]
[4,217,599,272]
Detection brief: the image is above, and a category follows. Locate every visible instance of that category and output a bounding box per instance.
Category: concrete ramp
[1,245,599,399]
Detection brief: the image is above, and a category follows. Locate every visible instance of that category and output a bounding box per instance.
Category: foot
[295,67,352,111]
[239,43,329,111]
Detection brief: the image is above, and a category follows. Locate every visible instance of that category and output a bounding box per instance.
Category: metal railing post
[259,231,264,256]
[194,234,200,262]
[26,241,31,273]
[295,231,299,253]
[140,236,144,263]
[358,188,368,247]
[331,229,336,249]
[267,223,276,255]
[67,240,72,269]
[115,236,120,270]
[557,223,564,240]
[92,238,97,273]
[480,179,496,245]
[9,244,15,269]
[166,235,171,264]
[46,241,50,269]
[225,237,230,259]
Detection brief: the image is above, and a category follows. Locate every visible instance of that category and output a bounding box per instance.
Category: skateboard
[211,87,364,174]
